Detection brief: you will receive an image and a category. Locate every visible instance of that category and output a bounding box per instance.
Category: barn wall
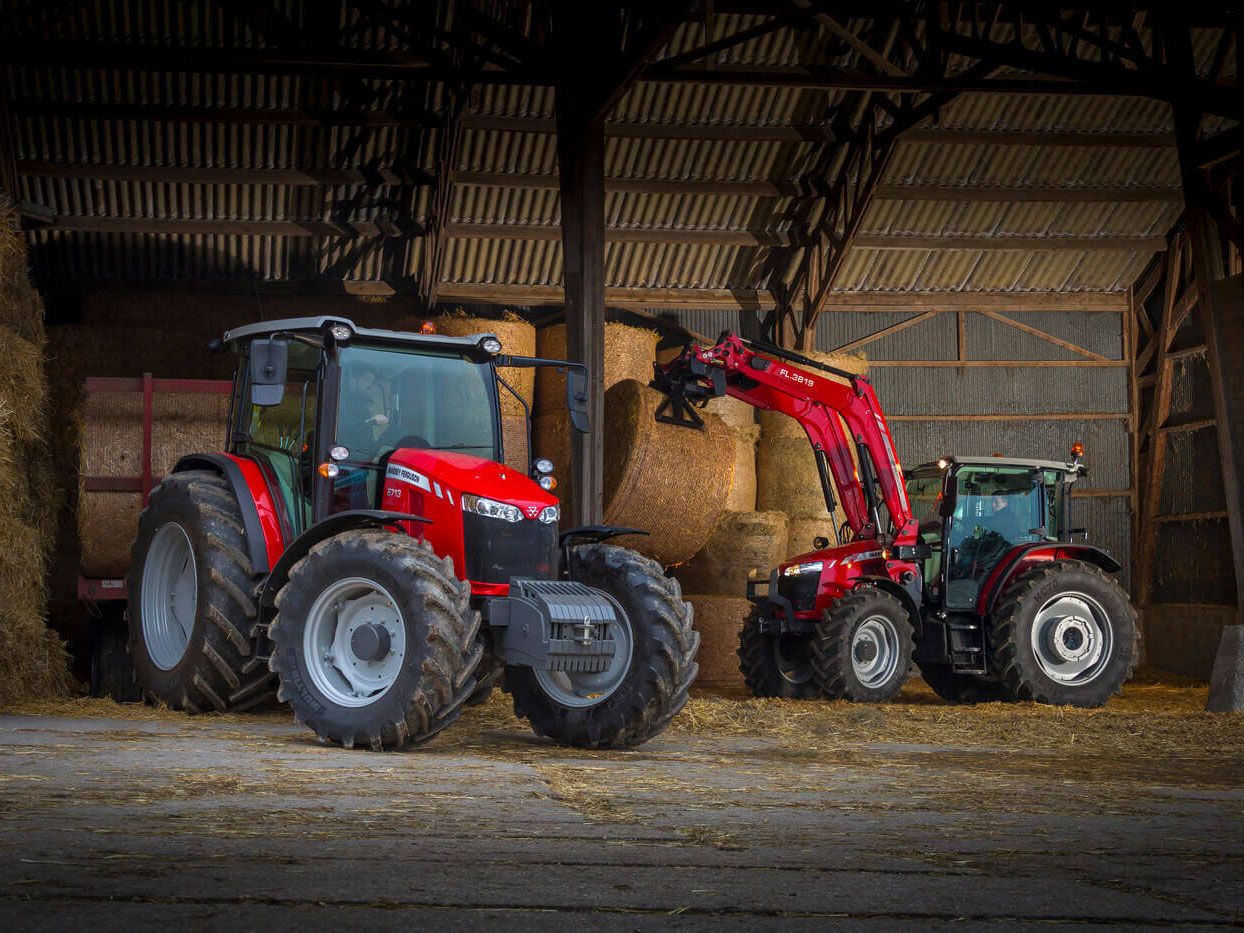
[661,304,1135,593]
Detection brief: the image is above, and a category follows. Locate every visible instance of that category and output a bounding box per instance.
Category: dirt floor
[2,676,1242,930]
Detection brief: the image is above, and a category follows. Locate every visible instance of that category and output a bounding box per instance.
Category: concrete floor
[1,696,1242,931]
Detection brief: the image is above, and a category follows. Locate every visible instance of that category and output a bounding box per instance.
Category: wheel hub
[1049,616,1094,663]
[853,637,879,665]
[351,623,392,663]
[140,522,198,671]
[850,615,902,689]
[1030,592,1112,685]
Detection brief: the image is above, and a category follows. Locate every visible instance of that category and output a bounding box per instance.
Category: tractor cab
[904,453,1084,613]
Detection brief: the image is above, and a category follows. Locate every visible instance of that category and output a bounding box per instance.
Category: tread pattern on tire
[268,531,482,751]
[811,588,913,702]
[737,605,819,699]
[128,470,277,713]
[505,544,699,750]
[989,559,1139,707]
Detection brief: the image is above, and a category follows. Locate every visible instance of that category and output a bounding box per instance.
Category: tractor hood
[386,447,557,514]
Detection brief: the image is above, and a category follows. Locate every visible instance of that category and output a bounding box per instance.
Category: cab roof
[913,455,1083,476]
[223,316,499,359]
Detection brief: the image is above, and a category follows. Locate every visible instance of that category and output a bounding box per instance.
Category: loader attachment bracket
[650,360,725,430]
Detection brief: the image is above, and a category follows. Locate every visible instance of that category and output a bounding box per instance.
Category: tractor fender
[172,453,279,575]
[977,542,1122,616]
[853,575,923,637]
[257,510,431,608]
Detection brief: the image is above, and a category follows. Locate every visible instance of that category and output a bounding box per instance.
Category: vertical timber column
[555,19,607,526]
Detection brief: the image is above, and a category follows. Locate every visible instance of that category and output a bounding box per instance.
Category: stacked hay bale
[707,394,758,512]
[532,322,659,515]
[433,311,536,473]
[0,201,72,704]
[77,390,232,577]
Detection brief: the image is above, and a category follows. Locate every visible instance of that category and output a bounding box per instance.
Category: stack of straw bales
[77,390,232,576]
[0,201,72,704]
[433,311,536,473]
[673,350,867,689]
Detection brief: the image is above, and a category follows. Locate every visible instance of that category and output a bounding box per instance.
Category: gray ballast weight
[491,579,626,672]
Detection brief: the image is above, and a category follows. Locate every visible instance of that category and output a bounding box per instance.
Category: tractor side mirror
[249,338,289,406]
[566,367,590,433]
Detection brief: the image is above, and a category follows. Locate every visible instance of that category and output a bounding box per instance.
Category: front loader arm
[654,334,917,544]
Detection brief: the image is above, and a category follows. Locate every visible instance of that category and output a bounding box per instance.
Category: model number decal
[385,463,431,492]
[777,367,814,388]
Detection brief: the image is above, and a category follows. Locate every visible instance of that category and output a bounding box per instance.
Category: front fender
[257,510,430,608]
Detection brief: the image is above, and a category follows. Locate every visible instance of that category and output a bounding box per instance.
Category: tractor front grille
[778,573,819,613]
[463,512,559,584]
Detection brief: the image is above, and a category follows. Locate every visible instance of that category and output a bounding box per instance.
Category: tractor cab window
[945,466,1046,609]
[237,341,322,537]
[329,343,499,511]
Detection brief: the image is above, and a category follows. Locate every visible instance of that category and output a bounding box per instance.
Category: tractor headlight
[329,324,352,342]
[461,493,522,523]
[534,457,554,475]
[782,561,824,576]
[538,505,559,524]
[481,336,503,355]
[538,475,557,491]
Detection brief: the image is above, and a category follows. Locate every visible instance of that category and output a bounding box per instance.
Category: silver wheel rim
[534,615,633,709]
[141,522,198,671]
[303,577,407,708]
[774,634,813,686]
[1030,591,1112,685]
[851,615,902,689]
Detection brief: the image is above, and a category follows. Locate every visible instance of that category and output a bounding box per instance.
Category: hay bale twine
[601,379,733,566]
[686,596,751,687]
[535,323,658,413]
[434,312,536,418]
[724,423,759,512]
[673,511,788,597]
[78,390,231,577]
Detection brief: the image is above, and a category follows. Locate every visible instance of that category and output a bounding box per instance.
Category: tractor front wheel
[737,605,820,699]
[812,588,913,702]
[269,531,482,750]
[989,559,1138,707]
[504,544,699,749]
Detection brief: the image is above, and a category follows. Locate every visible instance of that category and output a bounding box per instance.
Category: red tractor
[126,317,698,750]
[653,332,1138,707]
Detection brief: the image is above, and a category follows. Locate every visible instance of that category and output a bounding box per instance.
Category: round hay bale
[786,513,838,558]
[535,323,658,413]
[706,394,755,434]
[532,412,574,514]
[686,595,751,687]
[601,380,733,566]
[435,312,536,418]
[673,511,788,597]
[502,415,530,473]
[756,435,834,517]
[78,494,141,578]
[724,423,758,512]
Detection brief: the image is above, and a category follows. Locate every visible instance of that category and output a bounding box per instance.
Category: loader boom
[655,333,917,545]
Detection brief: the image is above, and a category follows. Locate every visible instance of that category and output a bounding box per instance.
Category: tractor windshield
[335,343,499,464]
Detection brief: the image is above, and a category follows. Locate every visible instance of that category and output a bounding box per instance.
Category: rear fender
[173,453,281,574]
[257,510,431,609]
[977,543,1122,615]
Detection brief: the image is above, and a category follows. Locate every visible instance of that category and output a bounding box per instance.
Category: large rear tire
[812,588,913,702]
[127,470,276,712]
[737,605,820,699]
[505,544,699,749]
[989,559,1138,707]
[269,531,482,750]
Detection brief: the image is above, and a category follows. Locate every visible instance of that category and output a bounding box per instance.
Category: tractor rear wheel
[737,605,820,699]
[812,588,913,702]
[916,662,1008,704]
[504,544,699,749]
[127,470,276,712]
[269,531,482,750]
[989,559,1138,707]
